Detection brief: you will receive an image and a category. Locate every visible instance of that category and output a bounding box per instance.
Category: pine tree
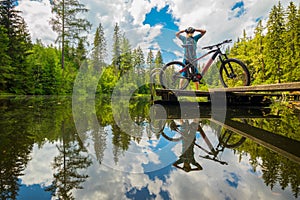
[0,0,32,93]
[74,38,86,69]
[92,23,107,72]
[112,23,121,74]
[154,50,163,68]
[133,46,145,73]
[147,49,154,71]
[252,20,266,84]
[50,0,91,69]
[265,2,285,83]
[120,34,132,76]
[0,25,11,92]
[282,2,300,82]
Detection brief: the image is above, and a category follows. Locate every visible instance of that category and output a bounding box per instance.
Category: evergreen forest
[0,1,299,95]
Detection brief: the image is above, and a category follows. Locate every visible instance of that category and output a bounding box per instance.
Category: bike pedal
[192,74,202,82]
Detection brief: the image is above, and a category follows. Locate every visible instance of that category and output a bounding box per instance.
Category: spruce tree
[265,2,285,83]
[154,50,163,68]
[0,0,32,93]
[112,23,121,73]
[120,34,132,76]
[283,2,300,82]
[74,38,86,69]
[50,0,91,69]
[0,25,11,92]
[147,49,154,71]
[92,23,107,71]
[252,20,266,84]
[133,46,145,73]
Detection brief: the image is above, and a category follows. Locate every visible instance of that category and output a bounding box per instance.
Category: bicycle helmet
[185,27,195,33]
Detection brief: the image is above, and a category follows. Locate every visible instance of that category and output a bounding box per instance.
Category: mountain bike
[161,119,246,165]
[159,39,250,89]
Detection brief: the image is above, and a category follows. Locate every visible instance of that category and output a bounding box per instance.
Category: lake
[0,95,299,200]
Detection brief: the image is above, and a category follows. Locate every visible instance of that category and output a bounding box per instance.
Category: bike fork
[220,55,236,78]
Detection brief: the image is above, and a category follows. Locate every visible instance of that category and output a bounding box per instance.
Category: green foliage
[0,25,12,92]
[92,23,107,71]
[98,65,118,94]
[1,1,298,95]
[0,0,32,94]
[154,50,163,68]
[229,1,300,85]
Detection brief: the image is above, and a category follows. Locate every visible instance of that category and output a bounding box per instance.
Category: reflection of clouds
[74,158,170,200]
[20,125,296,199]
[73,162,127,200]
[83,124,180,173]
[21,142,59,187]
[76,151,294,200]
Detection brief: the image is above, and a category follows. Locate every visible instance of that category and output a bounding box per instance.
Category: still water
[0,96,299,200]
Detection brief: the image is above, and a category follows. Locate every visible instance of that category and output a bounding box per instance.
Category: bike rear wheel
[160,61,190,90]
[219,58,250,87]
[218,129,246,148]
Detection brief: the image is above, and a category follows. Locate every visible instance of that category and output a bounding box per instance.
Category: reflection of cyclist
[176,27,206,90]
[172,120,203,172]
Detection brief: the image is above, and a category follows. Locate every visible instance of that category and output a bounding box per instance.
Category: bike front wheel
[219,58,250,87]
[160,61,190,90]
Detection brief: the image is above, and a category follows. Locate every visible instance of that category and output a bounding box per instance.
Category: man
[172,119,203,172]
[176,27,206,90]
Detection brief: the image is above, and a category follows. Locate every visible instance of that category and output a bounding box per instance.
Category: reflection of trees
[92,127,107,165]
[112,124,131,164]
[0,98,35,199]
[0,128,33,200]
[261,150,299,198]
[98,96,150,164]
[247,102,300,141]
[232,102,300,198]
[46,120,92,199]
[0,96,93,199]
[237,144,300,198]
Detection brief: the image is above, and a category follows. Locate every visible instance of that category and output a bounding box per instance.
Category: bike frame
[178,45,229,78]
[162,120,228,165]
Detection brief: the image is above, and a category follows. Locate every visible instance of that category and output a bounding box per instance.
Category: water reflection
[0,96,299,199]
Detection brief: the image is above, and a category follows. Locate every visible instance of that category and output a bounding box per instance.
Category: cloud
[18,123,296,199]
[18,0,57,45]
[17,0,292,62]
[21,142,59,187]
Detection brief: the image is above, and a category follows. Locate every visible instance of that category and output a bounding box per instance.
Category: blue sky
[16,0,291,62]
[143,5,179,31]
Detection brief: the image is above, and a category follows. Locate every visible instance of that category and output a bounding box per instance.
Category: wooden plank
[152,102,276,119]
[211,118,300,164]
[210,82,300,93]
[156,82,300,98]
[156,89,210,97]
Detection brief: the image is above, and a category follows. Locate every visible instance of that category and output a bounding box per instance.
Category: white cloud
[21,142,59,187]
[19,124,296,199]
[17,0,292,61]
[18,0,57,45]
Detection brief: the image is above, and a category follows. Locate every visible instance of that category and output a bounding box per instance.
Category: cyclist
[172,119,203,172]
[176,27,206,90]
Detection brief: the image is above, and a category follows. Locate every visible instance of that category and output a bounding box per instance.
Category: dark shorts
[182,59,199,77]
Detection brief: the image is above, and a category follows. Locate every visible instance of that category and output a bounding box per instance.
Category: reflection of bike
[169,119,203,172]
[159,39,250,89]
[161,120,246,167]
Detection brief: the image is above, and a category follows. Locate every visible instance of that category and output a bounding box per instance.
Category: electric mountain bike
[159,39,250,90]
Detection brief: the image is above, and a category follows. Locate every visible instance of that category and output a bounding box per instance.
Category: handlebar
[202,39,232,50]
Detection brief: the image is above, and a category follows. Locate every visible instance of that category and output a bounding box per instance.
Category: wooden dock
[211,118,300,164]
[154,82,300,105]
[151,82,300,164]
